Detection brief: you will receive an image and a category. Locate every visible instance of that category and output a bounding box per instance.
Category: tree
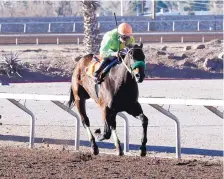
[208,0,223,14]
[82,0,100,54]
[100,1,136,16]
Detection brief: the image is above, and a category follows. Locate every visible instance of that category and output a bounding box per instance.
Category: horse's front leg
[127,102,148,156]
[95,107,112,141]
[111,113,124,156]
[138,113,148,156]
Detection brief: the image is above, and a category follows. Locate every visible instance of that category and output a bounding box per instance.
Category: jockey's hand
[115,51,121,58]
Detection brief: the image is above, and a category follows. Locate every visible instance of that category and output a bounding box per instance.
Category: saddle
[85,55,120,82]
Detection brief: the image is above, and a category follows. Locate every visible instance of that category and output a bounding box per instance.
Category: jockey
[94,22,135,81]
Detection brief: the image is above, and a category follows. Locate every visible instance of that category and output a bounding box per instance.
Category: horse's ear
[139,42,143,48]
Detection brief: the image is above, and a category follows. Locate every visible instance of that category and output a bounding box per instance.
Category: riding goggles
[119,34,130,41]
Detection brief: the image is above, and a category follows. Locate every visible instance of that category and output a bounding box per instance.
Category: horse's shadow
[0,134,222,157]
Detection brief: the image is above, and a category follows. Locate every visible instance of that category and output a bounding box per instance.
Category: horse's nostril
[135,73,140,79]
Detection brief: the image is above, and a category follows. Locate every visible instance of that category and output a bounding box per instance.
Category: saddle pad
[85,55,101,77]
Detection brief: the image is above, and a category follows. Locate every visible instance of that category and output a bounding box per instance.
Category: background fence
[0,15,223,34]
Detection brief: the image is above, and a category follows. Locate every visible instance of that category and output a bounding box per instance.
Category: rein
[119,49,132,74]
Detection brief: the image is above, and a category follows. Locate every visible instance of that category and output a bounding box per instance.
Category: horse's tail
[68,87,75,108]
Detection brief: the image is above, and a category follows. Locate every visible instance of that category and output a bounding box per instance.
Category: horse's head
[124,42,146,83]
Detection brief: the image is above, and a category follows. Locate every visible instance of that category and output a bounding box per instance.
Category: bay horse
[68,42,148,156]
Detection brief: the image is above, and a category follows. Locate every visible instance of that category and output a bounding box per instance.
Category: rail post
[48,23,51,33]
[202,36,205,43]
[23,23,26,33]
[52,101,80,150]
[147,22,150,31]
[181,36,184,43]
[150,104,181,159]
[118,112,129,153]
[8,99,35,148]
[204,106,223,119]
[72,23,76,32]
[172,21,175,31]
[197,21,200,31]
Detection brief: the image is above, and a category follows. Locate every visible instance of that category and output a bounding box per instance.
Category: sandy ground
[0,80,223,162]
[0,147,222,179]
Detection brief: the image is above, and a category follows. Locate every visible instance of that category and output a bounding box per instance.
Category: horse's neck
[112,56,133,85]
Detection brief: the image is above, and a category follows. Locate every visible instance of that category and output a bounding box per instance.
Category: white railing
[0,31,222,45]
[0,93,223,159]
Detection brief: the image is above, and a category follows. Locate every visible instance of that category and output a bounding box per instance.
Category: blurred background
[0,0,223,17]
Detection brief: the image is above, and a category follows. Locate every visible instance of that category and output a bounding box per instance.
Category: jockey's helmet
[118,23,132,36]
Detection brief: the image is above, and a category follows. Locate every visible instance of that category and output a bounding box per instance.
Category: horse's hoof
[117,148,124,156]
[140,146,147,157]
[91,147,99,155]
[140,150,146,157]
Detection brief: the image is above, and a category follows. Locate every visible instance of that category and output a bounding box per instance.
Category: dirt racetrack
[0,147,222,179]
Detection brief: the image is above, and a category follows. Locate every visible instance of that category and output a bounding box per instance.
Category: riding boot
[94,59,109,80]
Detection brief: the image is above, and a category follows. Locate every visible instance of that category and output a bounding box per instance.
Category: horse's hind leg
[111,114,124,156]
[95,108,123,156]
[73,85,99,155]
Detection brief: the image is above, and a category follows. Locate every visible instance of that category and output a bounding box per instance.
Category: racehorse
[68,42,149,156]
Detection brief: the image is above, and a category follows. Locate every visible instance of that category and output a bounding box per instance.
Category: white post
[121,0,123,16]
[73,23,76,32]
[160,36,163,43]
[172,21,175,31]
[139,37,142,42]
[197,21,200,31]
[150,104,181,159]
[204,106,223,119]
[181,36,184,43]
[8,99,35,148]
[202,36,204,43]
[147,22,150,31]
[118,112,129,153]
[48,23,51,33]
[36,38,38,45]
[57,38,59,45]
[52,101,80,150]
[16,38,18,45]
[23,23,26,33]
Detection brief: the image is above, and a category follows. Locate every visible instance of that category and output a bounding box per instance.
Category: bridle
[119,47,146,81]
